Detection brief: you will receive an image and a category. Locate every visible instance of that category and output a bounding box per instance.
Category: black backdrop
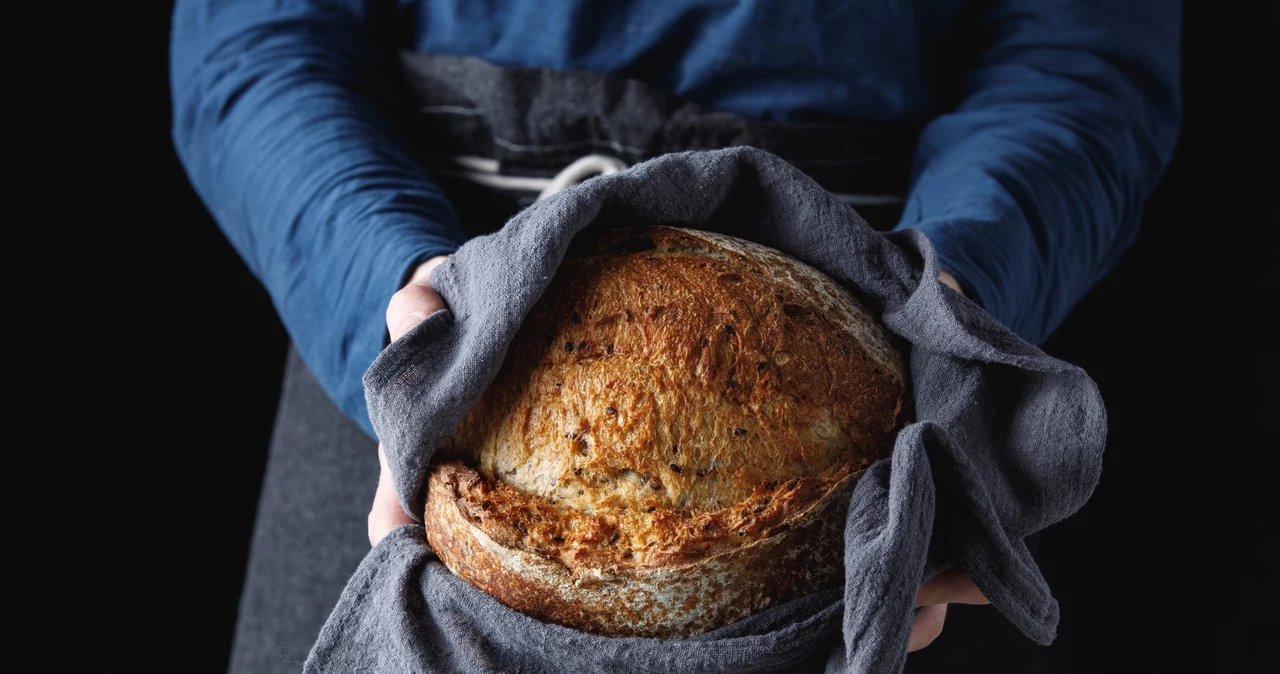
[139,2,1275,672]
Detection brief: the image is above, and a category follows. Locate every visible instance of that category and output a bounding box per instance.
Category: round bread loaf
[426,226,909,638]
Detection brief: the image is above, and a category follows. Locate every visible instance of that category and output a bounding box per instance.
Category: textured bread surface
[426,226,908,637]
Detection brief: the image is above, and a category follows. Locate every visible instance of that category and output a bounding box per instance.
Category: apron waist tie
[426,152,904,207]
[537,154,629,201]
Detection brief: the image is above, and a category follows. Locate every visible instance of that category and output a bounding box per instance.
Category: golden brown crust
[434,460,854,572]
[426,226,908,637]
[426,461,858,638]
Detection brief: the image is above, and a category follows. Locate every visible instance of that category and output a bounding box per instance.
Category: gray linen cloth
[305,147,1105,673]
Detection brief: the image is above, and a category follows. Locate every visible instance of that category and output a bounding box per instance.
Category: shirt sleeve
[170,0,466,436]
[896,1,1181,345]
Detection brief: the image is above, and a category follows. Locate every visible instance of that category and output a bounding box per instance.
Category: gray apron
[395,52,920,233]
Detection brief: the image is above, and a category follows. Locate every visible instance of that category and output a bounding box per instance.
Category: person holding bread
[170,0,1180,671]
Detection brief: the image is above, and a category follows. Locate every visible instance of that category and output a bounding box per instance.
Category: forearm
[898,0,1180,344]
[171,0,465,434]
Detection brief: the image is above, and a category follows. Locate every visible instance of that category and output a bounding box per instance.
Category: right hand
[386,255,450,340]
[368,255,450,547]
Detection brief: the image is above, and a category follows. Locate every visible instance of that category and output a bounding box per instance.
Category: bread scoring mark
[432,226,909,637]
[681,228,904,383]
[448,225,906,524]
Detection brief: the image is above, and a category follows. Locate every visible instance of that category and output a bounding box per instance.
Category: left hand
[908,568,990,651]
[905,269,979,651]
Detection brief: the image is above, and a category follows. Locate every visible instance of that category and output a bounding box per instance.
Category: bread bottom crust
[424,461,859,638]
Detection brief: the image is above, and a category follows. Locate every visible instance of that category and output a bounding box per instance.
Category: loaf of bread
[426,226,909,638]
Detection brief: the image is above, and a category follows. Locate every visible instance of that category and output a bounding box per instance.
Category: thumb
[387,255,450,342]
[387,284,446,342]
[369,444,415,547]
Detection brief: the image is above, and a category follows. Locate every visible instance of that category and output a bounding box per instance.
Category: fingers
[368,444,415,547]
[916,568,989,608]
[907,604,947,652]
[906,569,987,653]
[938,269,965,296]
[387,255,451,341]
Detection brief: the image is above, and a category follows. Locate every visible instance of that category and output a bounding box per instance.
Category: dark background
[138,1,1275,672]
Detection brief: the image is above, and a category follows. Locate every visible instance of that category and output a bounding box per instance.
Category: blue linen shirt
[170,0,1180,436]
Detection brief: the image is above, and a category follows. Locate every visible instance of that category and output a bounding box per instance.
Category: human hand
[368,255,450,547]
[908,568,990,652]
[386,255,450,341]
[938,269,964,296]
